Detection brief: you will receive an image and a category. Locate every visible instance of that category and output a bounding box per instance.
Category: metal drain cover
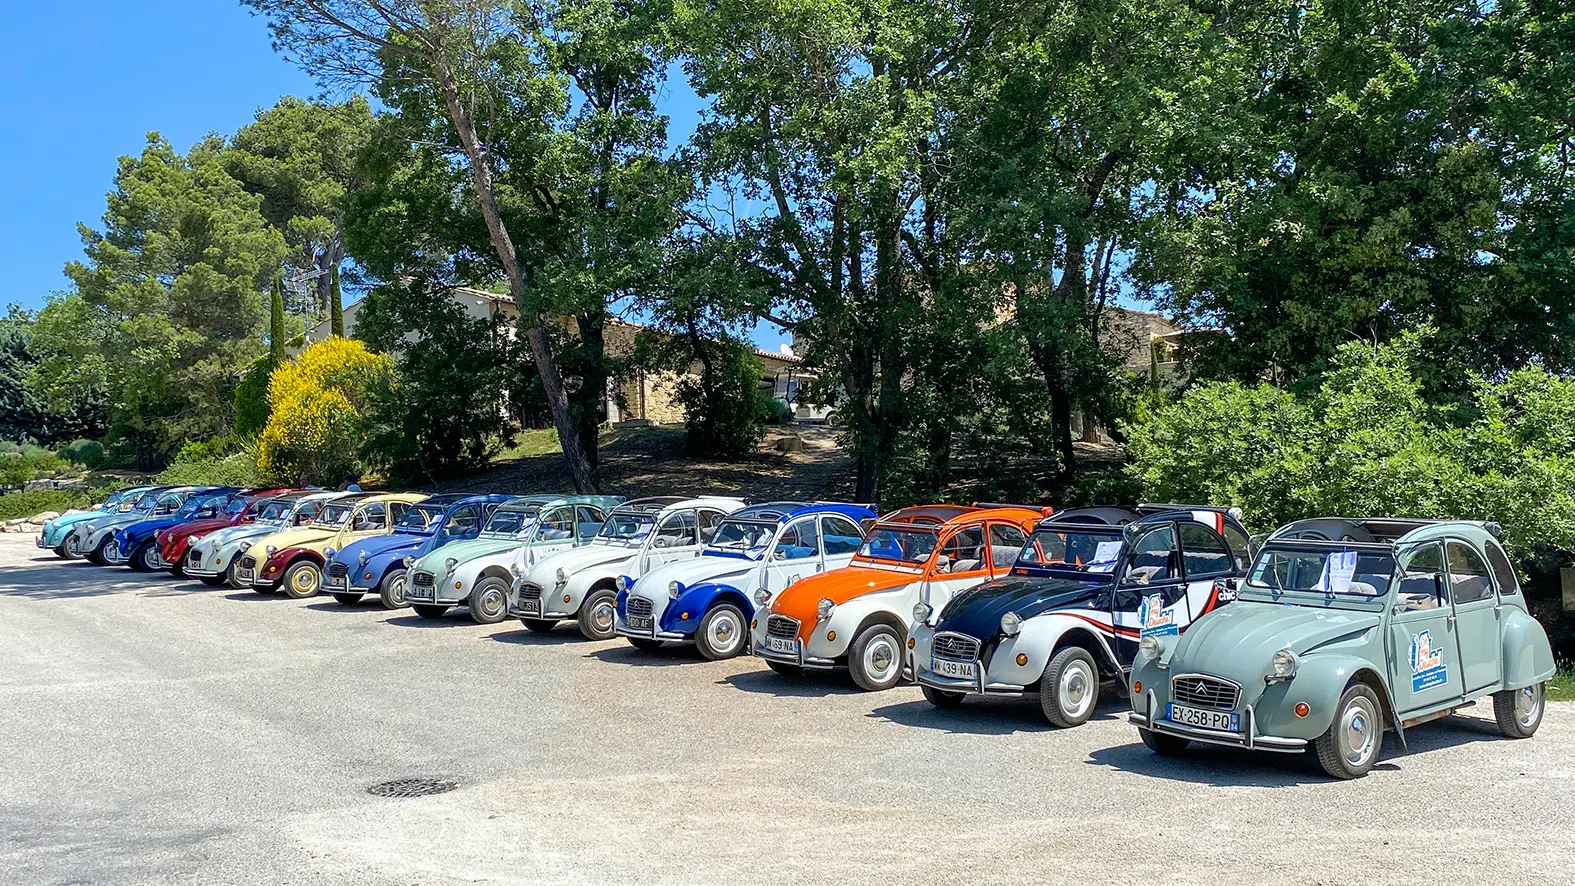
[367,777,460,798]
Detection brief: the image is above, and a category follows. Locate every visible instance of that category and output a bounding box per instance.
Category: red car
[157,489,296,576]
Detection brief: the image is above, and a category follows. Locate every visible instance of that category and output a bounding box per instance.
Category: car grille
[767,615,800,640]
[627,597,652,619]
[411,571,435,589]
[241,556,257,570]
[932,633,980,662]
[1172,675,1241,710]
[327,562,349,579]
[519,583,543,603]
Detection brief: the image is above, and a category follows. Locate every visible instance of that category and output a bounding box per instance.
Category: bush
[58,439,105,469]
[157,437,259,486]
[674,340,769,457]
[256,338,390,484]
[0,446,67,491]
[764,398,794,426]
[234,355,275,437]
[0,482,120,521]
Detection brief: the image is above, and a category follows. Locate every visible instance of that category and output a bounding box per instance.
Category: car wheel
[199,574,227,587]
[1493,682,1545,738]
[52,543,69,558]
[1039,646,1100,728]
[848,624,904,691]
[226,560,247,589]
[1313,683,1384,779]
[765,660,803,677]
[695,603,747,661]
[577,589,618,640]
[1138,727,1190,756]
[921,685,966,709]
[88,537,112,565]
[63,534,83,559]
[378,568,409,609]
[523,618,558,633]
[281,561,322,599]
[628,638,663,651]
[129,541,160,572]
[331,592,363,606]
[468,577,511,625]
[412,604,448,620]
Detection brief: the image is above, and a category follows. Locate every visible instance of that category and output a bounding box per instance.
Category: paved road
[1,534,1572,886]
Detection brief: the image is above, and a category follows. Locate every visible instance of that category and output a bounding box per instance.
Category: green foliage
[0,445,67,491]
[1,307,107,444]
[157,439,260,487]
[269,276,287,365]
[234,355,276,438]
[329,265,344,336]
[58,439,106,469]
[671,339,769,457]
[257,337,390,484]
[0,486,109,522]
[764,398,792,426]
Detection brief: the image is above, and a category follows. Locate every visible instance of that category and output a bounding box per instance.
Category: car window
[444,505,480,536]
[540,506,575,541]
[156,494,182,514]
[988,523,1028,570]
[1397,542,1448,612]
[1178,523,1234,580]
[1125,524,1180,584]
[575,507,604,539]
[773,518,821,560]
[292,502,320,525]
[654,511,698,548]
[821,515,864,556]
[698,509,727,544]
[1446,541,1494,604]
[1483,539,1520,596]
[388,502,410,525]
[1222,523,1252,571]
[938,526,988,574]
[352,502,387,531]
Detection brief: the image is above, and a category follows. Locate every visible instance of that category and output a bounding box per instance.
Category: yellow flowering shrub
[256,338,391,483]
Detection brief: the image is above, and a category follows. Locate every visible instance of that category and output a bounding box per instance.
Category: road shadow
[866,694,1126,735]
[0,561,167,599]
[489,627,597,646]
[719,667,864,697]
[584,644,703,667]
[303,598,382,613]
[221,591,283,603]
[385,613,473,628]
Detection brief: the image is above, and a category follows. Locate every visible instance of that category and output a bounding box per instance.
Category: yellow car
[235,492,427,598]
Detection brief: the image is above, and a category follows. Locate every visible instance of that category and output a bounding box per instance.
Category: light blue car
[36,486,150,557]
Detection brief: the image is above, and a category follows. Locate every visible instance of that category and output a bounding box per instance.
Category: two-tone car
[72,486,193,565]
[912,505,1251,726]
[391,494,521,615]
[394,494,621,623]
[108,487,240,571]
[182,491,347,587]
[317,493,476,608]
[1129,517,1557,778]
[752,504,1048,690]
[156,488,295,575]
[37,486,150,557]
[615,501,875,658]
[241,492,427,598]
[508,496,749,638]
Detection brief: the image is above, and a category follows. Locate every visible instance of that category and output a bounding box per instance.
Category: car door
[1176,521,1237,626]
[536,505,578,558]
[1444,539,1502,694]
[1387,541,1466,714]
[764,516,824,592]
[344,501,387,543]
[575,506,605,545]
[641,510,699,572]
[926,526,991,615]
[1114,523,1186,663]
[985,522,1028,578]
[819,515,865,571]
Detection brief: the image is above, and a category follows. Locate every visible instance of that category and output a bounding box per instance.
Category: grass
[1549,663,1575,703]
[496,428,563,460]
[0,486,101,521]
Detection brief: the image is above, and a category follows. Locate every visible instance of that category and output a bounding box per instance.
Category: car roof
[877,503,1049,530]
[446,494,516,509]
[410,493,470,507]
[1040,503,1248,533]
[783,502,878,523]
[730,501,810,521]
[1268,517,1501,548]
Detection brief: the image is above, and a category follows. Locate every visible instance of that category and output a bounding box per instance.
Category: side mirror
[935,554,951,573]
[1130,569,1151,586]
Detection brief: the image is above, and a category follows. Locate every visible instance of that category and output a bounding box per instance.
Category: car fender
[1501,608,1557,689]
[264,546,324,578]
[994,614,1123,686]
[564,569,621,614]
[812,590,914,660]
[661,582,753,635]
[1251,652,1396,742]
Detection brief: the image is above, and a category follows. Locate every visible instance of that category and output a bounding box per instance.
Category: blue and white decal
[1409,630,1448,692]
[1139,593,1179,638]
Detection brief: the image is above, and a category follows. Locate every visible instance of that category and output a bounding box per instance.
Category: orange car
[750,504,1047,690]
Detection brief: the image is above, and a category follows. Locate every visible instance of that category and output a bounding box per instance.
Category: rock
[24,479,57,491]
[774,433,806,453]
[31,511,61,523]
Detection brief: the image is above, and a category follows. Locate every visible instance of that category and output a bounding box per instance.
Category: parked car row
[36,487,1556,779]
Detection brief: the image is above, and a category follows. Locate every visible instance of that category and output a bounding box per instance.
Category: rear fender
[1501,608,1557,689]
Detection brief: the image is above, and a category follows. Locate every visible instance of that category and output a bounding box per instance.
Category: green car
[1128,518,1555,779]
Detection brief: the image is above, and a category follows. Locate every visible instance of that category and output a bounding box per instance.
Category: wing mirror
[934,554,951,573]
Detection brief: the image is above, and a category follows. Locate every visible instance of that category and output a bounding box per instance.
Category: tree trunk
[432,59,596,492]
[574,310,607,469]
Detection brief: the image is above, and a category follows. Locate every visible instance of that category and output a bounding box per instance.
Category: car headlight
[913,601,932,623]
[617,575,632,592]
[1139,636,1162,661]
[668,580,684,600]
[1271,648,1298,679]
[509,562,522,578]
[754,587,771,606]
[401,556,414,567]
[555,567,568,586]
[265,545,277,556]
[816,597,835,620]
[1000,611,1022,636]
[358,550,369,565]
[444,557,459,575]
[325,547,337,560]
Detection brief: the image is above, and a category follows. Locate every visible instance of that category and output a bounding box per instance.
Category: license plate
[766,636,796,655]
[627,614,652,631]
[1168,703,1239,732]
[931,657,975,680]
[520,600,540,615]
[235,568,254,583]
[408,585,431,599]
[325,575,346,589]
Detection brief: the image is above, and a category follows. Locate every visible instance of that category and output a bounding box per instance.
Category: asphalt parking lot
[2,534,1573,886]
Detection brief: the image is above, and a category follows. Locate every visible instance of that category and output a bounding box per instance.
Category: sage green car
[1129,518,1555,779]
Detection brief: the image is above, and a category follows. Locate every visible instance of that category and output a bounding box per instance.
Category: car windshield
[397,504,443,532]
[256,500,293,523]
[1018,527,1124,574]
[313,503,353,527]
[596,512,655,545]
[223,497,249,516]
[857,527,938,565]
[131,492,161,511]
[180,493,227,518]
[707,519,777,557]
[484,508,538,537]
[1246,545,1396,598]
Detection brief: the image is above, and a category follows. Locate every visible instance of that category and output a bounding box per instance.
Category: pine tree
[270,274,287,364]
[329,264,344,337]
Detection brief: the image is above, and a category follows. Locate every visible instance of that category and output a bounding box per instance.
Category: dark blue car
[324,494,514,609]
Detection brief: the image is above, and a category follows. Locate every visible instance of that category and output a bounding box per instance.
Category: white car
[182,492,349,587]
[508,496,748,639]
[615,502,875,659]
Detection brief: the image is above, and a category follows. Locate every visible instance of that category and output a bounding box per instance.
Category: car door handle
[1446,616,1456,626]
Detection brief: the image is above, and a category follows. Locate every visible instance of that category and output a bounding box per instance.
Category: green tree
[328,264,344,336]
[269,275,286,364]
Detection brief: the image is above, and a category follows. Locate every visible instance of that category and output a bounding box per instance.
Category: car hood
[934,575,1109,640]
[82,512,149,534]
[253,526,335,552]
[768,565,918,626]
[342,532,427,563]
[46,510,107,532]
[633,555,754,598]
[425,536,523,569]
[163,517,234,541]
[526,542,639,584]
[204,522,281,550]
[1170,601,1382,682]
[120,515,184,539]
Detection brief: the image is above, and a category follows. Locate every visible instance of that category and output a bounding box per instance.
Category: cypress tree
[269,274,287,364]
[329,264,344,337]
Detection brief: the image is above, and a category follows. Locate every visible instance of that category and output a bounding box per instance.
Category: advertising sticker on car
[931,657,975,680]
[1168,703,1238,732]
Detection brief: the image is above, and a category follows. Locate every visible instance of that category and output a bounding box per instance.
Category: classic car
[316,493,479,609]
[912,505,1251,726]
[108,487,242,571]
[615,501,876,658]
[752,504,1049,691]
[390,494,519,613]
[507,496,749,636]
[395,494,621,623]
[183,492,351,587]
[1128,517,1557,779]
[71,486,193,565]
[240,492,427,598]
[37,486,150,557]
[155,488,295,575]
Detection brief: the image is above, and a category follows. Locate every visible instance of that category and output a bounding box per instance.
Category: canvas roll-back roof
[1268,517,1502,547]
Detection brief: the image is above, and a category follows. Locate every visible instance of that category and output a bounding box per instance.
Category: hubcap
[591,600,615,632]
[294,569,318,593]
[709,612,740,652]
[143,547,161,569]
[389,575,406,606]
[1340,696,1379,766]
[479,588,505,618]
[65,536,80,556]
[1516,684,1543,728]
[1060,661,1095,718]
[864,635,898,682]
[105,541,119,560]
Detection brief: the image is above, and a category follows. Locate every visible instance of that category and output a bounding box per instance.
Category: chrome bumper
[755,641,837,670]
[1131,690,1306,753]
[614,624,689,643]
[915,668,1026,696]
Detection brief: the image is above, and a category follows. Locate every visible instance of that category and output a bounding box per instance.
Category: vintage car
[508,496,749,637]
[317,493,481,609]
[752,504,1049,690]
[1129,517,1557,779]
[183,492,349,587]
[71,486,193,565]
[390,494,520,612]
[155,488,295,575]
[240,492,427,598]
[912,505,1251,726]
[37,486,151,557]
[397,494,621,623]
[615,501,876,658]
[108,487,242,571]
